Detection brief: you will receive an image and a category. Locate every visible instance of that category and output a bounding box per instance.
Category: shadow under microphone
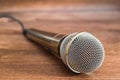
[0,15,105,74]
[25,28,105,74]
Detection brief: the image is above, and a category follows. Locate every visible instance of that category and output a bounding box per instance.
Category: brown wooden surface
[0,0,120,80]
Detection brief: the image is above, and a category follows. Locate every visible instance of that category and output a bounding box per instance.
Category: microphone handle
[25,28,66,58]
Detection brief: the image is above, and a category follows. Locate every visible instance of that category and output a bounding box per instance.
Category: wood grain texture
[0,0,120,80]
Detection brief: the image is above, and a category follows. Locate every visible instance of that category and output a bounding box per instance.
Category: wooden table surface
[0,0,120,80]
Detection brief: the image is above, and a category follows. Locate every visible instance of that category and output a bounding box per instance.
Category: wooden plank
[0,1,120,80]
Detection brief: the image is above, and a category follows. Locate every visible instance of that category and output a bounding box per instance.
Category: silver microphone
[25,28,105,73]
[0,15,105,73]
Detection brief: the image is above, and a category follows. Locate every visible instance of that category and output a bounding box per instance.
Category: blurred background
[0,0,120,33]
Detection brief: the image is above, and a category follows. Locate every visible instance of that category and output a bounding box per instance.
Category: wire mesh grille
[67,32,104,73]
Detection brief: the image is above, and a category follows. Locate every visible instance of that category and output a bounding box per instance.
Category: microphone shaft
[26,28,66,57]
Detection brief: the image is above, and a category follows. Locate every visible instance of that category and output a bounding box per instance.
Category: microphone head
[60,32,105,73]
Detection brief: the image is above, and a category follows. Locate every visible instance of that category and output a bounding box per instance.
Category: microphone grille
[60,32,105,73]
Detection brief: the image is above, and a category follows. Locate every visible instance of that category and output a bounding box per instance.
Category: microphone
[0,15,105,73]
[25,28,105,73]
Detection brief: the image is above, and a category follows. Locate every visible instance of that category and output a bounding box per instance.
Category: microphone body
[25,28,105,73]
[26,29,66,58]
[0,15,104,74]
